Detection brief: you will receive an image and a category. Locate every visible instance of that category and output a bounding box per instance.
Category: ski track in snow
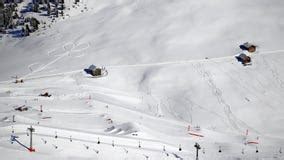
[1,42,284,159]
[192,62,260,135]
[1,48,282,85]
[27,63,42,72]
[222,60,278,112]
[261,56,284,89]
[0,50,283,134]
[192,63,240,132]
[20,42,75,80]
[211,62,264,135]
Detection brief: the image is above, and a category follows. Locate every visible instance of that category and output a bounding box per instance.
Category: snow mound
[105,122,139,135]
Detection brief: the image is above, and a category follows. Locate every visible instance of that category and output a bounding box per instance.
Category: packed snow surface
[1,0,284,159]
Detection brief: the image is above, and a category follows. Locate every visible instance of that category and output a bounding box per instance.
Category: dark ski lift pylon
[11,126,35,152]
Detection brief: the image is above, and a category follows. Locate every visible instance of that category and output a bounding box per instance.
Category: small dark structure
[219,146,222,153]
[84,65,108,77]
[15,79,24,83]
[239,42,256,53]
[39,92,51,97]
[194,143,201,160]
[15,105,28,112]
[236,53,251,66]
[93,68,102,76]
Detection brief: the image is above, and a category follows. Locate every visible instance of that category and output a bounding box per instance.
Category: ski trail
[202,62,263,135]
[193,63,241,132]
[260,49,284,55]
[27,63,41,72]
[1,48,283,84]
[184,96,227,124]
[86,92,188,127]
[20,42,75,80]
[261,56,284,89]
[72,42,90,52]
[214,63,262,134]
[21,70,83,81]
[107,49,284,69]
[107,55,234,69]
[23,48,284,80]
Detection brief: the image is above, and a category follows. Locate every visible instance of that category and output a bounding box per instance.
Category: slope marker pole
[27,126,35,152]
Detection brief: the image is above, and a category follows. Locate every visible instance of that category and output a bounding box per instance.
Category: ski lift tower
[27,126,35,152]
[194,142,201,160]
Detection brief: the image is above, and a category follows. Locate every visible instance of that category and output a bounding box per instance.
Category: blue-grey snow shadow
[20,3,33,13]
[9,29,24,38]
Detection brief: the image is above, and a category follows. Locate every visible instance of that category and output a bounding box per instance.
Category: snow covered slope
[1,0,284,159]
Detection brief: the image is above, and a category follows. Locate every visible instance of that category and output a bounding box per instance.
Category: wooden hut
[240,42,256,53]
[236,53,251,65]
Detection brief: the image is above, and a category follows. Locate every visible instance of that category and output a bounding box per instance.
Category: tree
[13,11,18,19]
[33,2,39,12]
[30,17,40,30]
[2,3,17,29]
[0,0,4,9]
[21,26,25,36]
[47,2,50,15]
[25,24,30,35]
[54,7,58,17]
